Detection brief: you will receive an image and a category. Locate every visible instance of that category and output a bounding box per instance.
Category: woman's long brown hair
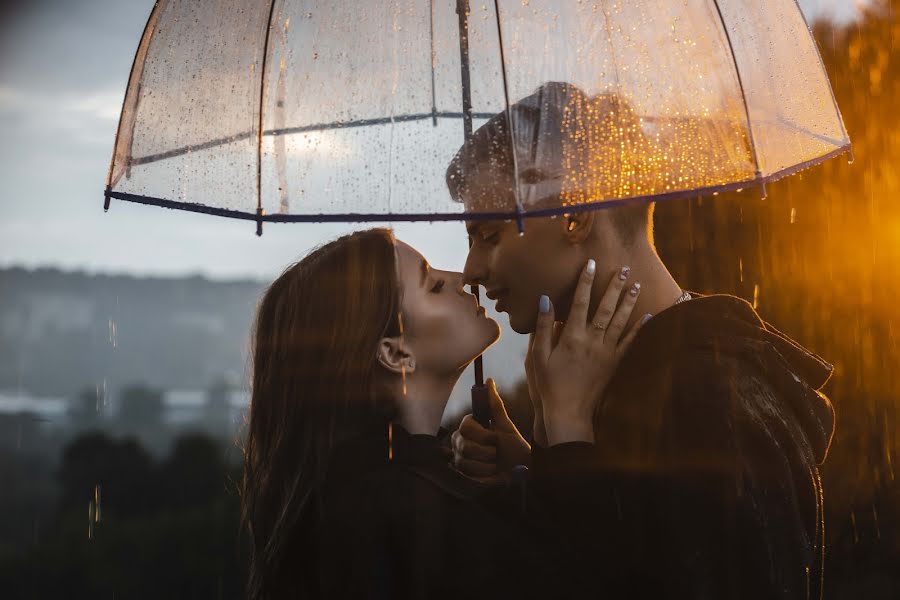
[240,228,402,599]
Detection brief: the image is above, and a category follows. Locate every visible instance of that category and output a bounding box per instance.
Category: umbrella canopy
[105,0,850,234]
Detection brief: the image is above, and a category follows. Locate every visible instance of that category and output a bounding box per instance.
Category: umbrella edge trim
[102,143,850,224]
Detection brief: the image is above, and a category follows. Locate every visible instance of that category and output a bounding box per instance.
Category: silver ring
[592,322,606,330]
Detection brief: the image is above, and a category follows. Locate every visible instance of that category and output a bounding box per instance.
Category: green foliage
[0,431,247,599]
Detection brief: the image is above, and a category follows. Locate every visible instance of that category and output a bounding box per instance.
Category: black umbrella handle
[471,384,491,429]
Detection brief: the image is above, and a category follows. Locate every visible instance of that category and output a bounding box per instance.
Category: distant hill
[0,267,530,420]
[0,268,267,396]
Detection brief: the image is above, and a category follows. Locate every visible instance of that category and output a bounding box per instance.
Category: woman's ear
[563,211,595,243]
[376,336,416,375]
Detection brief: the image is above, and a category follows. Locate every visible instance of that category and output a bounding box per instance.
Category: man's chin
[506,311,536,335]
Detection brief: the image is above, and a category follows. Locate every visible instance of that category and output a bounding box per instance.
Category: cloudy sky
[0,0,873,281]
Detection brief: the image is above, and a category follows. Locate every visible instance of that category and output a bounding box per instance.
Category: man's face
[463,217,581,333]
[461,173,619,334]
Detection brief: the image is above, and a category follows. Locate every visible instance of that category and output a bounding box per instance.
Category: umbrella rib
[106,0,166,194]
[710,0,766,197]
[492,0,526,234]
[429,0,438,126]
[255,0,280,235]
[456,0,475,139]
[127,112,496,167]
[789,0,852,160]
[599,1,621,92]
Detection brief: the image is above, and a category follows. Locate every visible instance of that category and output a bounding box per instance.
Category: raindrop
[388,421,393,461]
[87,500,95,540]
[873,504,881,540]
[94,484,102,523]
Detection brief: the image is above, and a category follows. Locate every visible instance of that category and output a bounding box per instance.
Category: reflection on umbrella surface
[105,0,849,231]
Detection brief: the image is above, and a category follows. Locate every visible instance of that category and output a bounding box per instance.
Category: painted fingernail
[629,282,641,296]
[586,259,596,275]
[641,313,653,325]
[619,266,631,281]
[539,295,550,314]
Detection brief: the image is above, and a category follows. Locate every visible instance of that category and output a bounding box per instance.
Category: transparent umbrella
[104,0,850,423]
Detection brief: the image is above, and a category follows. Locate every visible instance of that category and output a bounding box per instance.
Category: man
[449,82,835,599]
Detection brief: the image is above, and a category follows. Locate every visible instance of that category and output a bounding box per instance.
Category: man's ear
[376,336,416,375]
[563,211,595,243]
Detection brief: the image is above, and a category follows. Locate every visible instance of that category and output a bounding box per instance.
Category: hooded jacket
[531,293,836,599]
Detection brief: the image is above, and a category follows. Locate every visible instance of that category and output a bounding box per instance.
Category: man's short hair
[446,81,656,245]
[606,200,655,247]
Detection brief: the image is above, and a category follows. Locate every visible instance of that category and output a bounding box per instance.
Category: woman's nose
[450,271,468,295]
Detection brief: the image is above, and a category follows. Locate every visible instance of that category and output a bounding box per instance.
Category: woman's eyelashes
[430,279,445,293]
[482,231,499,244]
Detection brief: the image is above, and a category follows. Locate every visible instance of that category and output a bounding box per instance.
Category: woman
[240,227,638,599]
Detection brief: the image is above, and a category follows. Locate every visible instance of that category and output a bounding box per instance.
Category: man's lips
[486,289,508,312]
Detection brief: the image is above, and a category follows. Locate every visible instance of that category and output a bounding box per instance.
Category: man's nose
[462,251,488,288]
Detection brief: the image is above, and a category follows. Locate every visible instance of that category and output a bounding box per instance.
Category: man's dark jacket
[531,293,836,599]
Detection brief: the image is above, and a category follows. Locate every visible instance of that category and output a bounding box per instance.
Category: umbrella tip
[255,207,265,236]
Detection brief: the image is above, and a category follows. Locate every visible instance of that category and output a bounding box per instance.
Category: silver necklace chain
[674,290,692,305]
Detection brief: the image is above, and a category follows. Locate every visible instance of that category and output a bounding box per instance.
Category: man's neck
[597,241,684,332]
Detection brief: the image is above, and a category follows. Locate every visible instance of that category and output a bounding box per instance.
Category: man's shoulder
[610,341,775,443]
[620,341,759,400]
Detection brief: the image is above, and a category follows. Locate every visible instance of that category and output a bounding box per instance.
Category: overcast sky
[0,0,873,281]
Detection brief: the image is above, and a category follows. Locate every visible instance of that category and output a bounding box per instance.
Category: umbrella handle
[471,384,491,428]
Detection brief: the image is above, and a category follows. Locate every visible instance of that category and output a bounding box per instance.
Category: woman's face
[395,240,501,376]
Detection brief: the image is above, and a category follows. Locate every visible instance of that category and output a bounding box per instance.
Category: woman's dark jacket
[315,423,576,599]
[530,293,836,599]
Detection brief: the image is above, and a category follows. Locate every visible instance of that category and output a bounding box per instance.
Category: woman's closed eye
[482,231,499,244]
[431,279,445,293]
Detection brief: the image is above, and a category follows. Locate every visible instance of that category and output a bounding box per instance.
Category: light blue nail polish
[586,259,596,275]
[539,295,550,314]
[641,313,653,325]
